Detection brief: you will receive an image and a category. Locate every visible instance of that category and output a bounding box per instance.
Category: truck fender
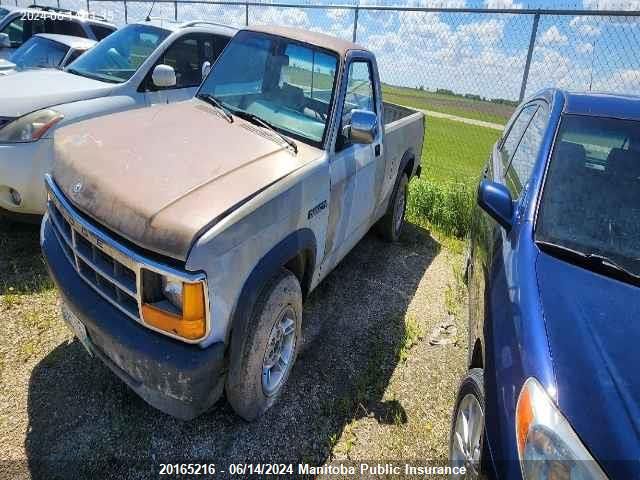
[226,228,317,354]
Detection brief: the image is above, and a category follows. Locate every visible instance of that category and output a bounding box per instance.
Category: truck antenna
[145,0,156,21]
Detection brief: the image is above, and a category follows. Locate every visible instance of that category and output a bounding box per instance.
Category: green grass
[421,115,501,186]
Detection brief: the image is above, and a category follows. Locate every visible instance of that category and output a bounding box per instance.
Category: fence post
[352,6,359,43]
[124,0,128,23]
[86,0,90,14]
[174,0,177,21]
[519,12,540,103]
[245,1,249,26]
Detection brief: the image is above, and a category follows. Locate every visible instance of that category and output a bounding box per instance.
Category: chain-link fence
[3,0,639,185]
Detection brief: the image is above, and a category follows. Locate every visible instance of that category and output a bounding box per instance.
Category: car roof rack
[180,20,234,29]
[26,5,109,22]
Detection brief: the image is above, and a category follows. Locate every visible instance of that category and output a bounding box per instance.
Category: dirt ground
[0,218,468,480]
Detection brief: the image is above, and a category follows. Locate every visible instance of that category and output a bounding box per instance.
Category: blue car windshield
[198,31,339,146]
[10,36,68,69]
[536,115,640,276]
[67,24,169,83]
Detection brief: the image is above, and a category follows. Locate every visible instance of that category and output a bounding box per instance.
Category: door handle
[374,144,381,157]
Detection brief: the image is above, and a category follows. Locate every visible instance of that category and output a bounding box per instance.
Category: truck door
[325,55,383,258]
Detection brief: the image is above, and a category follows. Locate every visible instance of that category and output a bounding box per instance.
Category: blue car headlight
[516,378,609,480]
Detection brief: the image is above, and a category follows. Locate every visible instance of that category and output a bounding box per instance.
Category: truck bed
[382,101,425,179]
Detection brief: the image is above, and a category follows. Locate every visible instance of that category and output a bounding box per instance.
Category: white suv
[0,5,116,60]
[0,20,237,220]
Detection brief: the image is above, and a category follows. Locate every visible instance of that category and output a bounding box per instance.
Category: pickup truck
[41,25,425,420]
[0,20,235,220]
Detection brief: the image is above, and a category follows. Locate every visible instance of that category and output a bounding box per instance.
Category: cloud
[484,0,524,8]
[582,0,640,10]
[569,17,602,37]
[576,42,594,54]
[540,26,568,45]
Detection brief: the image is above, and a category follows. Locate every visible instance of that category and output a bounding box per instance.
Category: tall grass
[408,178,475,239]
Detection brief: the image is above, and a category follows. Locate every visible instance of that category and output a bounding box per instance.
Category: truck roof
[562,91,640,122]
[244,25,366,56]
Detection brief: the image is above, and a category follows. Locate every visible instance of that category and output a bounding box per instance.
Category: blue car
[449,89,640,479]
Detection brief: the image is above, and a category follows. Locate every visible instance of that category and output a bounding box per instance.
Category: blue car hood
[536,251,640,473]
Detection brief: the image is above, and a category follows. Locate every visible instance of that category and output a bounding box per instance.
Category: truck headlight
[516,378,609,480]
[140,269,208,341]
[0,109,63,143]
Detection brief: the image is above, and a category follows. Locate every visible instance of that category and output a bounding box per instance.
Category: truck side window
[500,105,537,169]
[505,105,548,196]
[337,60,375,151]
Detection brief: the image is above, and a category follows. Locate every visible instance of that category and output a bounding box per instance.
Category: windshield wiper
[196,93,233,124]
[66,67,120,83]
[536,240,640,284]
[227,107,298,154]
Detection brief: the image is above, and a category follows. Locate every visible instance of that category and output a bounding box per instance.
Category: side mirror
[477,180,513,230]
[201,60,211,81]
[152,64,176,89]
[0,33,11,49]
[348,109,378,145]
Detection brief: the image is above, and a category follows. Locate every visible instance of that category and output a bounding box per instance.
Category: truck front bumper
[41,215,226,420]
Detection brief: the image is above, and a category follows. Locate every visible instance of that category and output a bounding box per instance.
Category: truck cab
[41,26,425,420]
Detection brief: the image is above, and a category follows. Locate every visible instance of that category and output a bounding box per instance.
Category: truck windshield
[198,30,339,146]
[10,36,68,69]
[66,24,169,83]
[536,115,640,279]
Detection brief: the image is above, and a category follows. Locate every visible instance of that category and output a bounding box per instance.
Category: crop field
[382,84,515,125]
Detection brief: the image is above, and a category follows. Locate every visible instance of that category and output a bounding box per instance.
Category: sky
[20,0,640,100]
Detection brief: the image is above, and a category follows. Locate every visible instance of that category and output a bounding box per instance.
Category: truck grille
[44,174,210,344]
[47,185,141,321]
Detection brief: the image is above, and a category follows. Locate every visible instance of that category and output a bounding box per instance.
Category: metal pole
[245,1,249,26]
[86,0,90,14]
[352,6,359,43]
[174,0,177,21]
[519,12,540,103]
[124,0,128,23]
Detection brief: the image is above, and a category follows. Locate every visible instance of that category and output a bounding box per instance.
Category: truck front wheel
[377,172,409,242]
[226,269,303,421]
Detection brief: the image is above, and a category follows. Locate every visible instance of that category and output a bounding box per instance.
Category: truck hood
[53,100,322,261]
[536,251,640,475]
[0,69,114,117]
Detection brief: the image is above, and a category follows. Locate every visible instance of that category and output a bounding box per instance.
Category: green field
[420,115,500,185]
[382,84,514,125]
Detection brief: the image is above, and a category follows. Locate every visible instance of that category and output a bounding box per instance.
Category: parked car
[0,33,96,75]
[0,20,236,220]
[41,25,426,421]
[0,5,115,60]
[450,89,640,479]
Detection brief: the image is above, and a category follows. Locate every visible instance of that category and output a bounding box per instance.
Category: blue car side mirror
[477,180,514,231]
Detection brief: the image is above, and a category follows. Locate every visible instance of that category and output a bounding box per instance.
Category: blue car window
[505,104,548,196]
[536,115,640,277]
[500,105,538,170]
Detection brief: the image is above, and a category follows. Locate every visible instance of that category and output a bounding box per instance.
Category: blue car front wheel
[450,368,486,479]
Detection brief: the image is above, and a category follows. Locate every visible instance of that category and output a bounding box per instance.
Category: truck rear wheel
[377,172,409,242]
[226,269,302,421]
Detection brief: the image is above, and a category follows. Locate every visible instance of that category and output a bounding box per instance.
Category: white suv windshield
[67,24,169,83]
[198,30,339,146]
[10,36,68,69]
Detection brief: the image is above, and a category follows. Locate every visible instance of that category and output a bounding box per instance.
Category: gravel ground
[0,218,468,480]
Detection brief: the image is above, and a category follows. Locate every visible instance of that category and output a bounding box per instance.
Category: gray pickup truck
[41,25,425,420]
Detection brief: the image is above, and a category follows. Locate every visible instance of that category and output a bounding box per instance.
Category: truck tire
[226,268,303,421]
[449,368,486,478]
[376,172,409,242]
